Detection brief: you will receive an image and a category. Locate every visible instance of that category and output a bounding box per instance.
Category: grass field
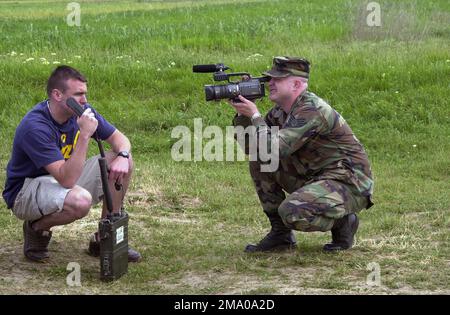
[0,0,449,294]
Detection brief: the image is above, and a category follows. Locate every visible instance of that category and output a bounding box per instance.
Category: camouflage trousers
[250,161,369,232]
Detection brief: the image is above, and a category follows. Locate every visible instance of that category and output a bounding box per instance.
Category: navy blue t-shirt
[2,100,116,209]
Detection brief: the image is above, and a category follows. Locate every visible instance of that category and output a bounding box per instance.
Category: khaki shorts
[12,154,107,221]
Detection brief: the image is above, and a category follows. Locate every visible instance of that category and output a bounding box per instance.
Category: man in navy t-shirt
[2,65,141,263]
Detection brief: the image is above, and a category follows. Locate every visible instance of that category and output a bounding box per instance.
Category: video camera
[193,63,270,102]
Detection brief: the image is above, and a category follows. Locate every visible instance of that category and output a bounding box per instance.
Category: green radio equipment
[67,97,128,282]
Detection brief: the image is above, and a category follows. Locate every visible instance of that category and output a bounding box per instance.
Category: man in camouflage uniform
[230,56,374,252]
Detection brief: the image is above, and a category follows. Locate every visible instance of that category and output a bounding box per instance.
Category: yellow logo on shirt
[60,131,80,159]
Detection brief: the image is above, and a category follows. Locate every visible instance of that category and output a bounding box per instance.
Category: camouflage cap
[263,56,310,78]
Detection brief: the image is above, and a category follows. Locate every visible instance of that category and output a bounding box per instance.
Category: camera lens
[204,84,240,101]
[204,85,216,101]
[222,84,239,100]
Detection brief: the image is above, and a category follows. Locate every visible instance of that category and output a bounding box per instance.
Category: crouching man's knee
[278,201,333,232]
[64,186,92,220]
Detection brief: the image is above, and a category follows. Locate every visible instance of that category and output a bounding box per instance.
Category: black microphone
[192,63,229,73]
[66,97,85,117]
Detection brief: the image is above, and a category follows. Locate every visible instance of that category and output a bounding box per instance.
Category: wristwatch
[117,151,130,159]
[250,112,261,122]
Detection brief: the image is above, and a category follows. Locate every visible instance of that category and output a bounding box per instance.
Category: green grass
[0,0,449,294]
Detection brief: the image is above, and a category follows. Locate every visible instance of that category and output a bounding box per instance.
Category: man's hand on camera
[229,95,259,118]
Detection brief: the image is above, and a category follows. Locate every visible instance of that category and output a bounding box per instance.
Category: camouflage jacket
[233,90,374,204]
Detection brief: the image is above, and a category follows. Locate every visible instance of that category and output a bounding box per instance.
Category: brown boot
[23,221,52,262]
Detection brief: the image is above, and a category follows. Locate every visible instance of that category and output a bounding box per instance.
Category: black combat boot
[245,212,297,253]
[323,213,359,252]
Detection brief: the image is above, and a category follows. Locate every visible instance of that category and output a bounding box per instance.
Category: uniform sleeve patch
[286,117,307,128]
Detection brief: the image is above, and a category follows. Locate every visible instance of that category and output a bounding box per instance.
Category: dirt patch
[153,268,450,295]
[0,206,111,294]
[350,280,450,295]
[154,268,339,294]
[153,215,200,225]
[0,242,99,294]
